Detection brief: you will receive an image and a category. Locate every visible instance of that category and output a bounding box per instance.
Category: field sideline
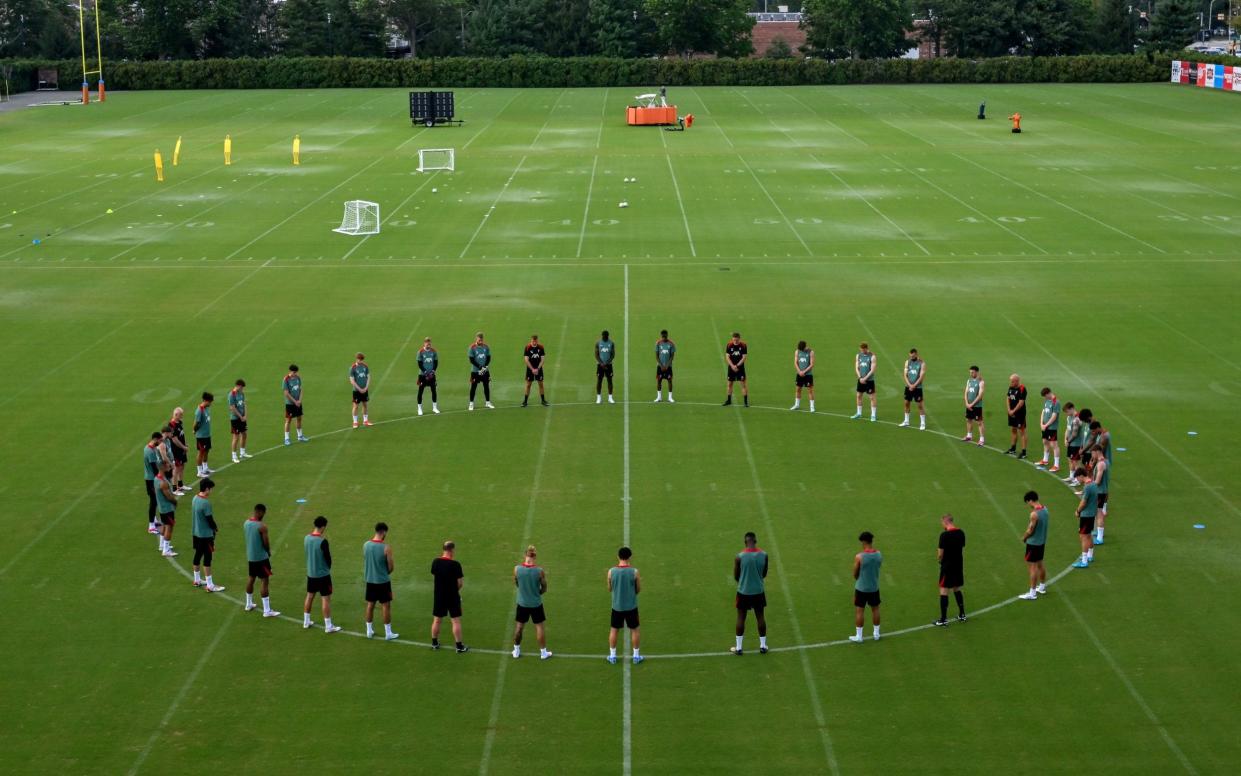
[0,84,1239,774]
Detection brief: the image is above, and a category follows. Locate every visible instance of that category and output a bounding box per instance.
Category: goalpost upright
[79,0,104,104]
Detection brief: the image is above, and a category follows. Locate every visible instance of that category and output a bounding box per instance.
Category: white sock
[303,612,312,626]
[240,447,246,456]
[363,414,368,422]
[193,570,201,584]
[1086,547,1094,560]
[855,627,863,638]
[855,404,862,414]
[352,415,358,423]
[1029,588,1037,596]
[870,407,876,419]
[384,623,394,637]
[667,392,672,400]
[873,625,881,638]
[919,414,926,426]
[632,648,640,657]
[262,596,271,613]
[735,635,744,650]
[366,622,374,636]
[792,399,800,408]
[609,647,617,658]
[205,575,214,587]
[1097,527,1104,540]
[597,394,601,401]
[159,538,166,552]
[432,402,438,411]
[513,644,522,656]
[656,391,662,400]
[759,635,767,649]
[809,400,815,411]
[903,412,910,423]
[245,593,254,606]
[1053,455,1060,467]
[284,432,290,441]
[325,617,333,629]
[1081,552,1088,564]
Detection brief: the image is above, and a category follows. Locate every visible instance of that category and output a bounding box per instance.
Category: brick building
[748,12,807,57]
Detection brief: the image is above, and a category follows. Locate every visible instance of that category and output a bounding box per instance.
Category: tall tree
[1142,0,1197,51]
[467,0,542,55]
[541,0,592,56]
[126,0,200,59]
[800,0,908,59]
[643,0,754,57]
[0,0,76,59]
[191,0,278,58]
[1093,0,1137,54]
[381,0,441,57]
[590,0,654,57]
[1017,0,1089,56]
[936,0,1021,57]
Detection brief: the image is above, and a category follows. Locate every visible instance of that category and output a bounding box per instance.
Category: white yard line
[734,154,813,256]
[458,155,527,259]
[773,88,870,147]
[576,155,599,259]
[621,264,633,776]
[1146,313,1241,373]
[0,318,134,409]
[814,154,930,256]
[462,91,524,151]
[663,154,696,257]
[596,88,609,150]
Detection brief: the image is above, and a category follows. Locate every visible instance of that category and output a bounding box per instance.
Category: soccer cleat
[1072,560,1088,568]
[485,402,495,409]
[1094,537,1105,545]
[1036,459,1049,467]
[978,438,985,446]
[161,550,178,557]
[608,396,615,404]
[873,633,881,641]
[468,402,475,411]
[933,618,948,627]
[205,585,225,593]
[521,399,528,408]
[541,399,549,407]
[596,396,602,404]
[730,647,743,656]
[919,424,926,431]
[417,406,424,416]
[283,438,292,446]
[850,412,862,419]
[456,644,470,653]
[298,435,309,443]
[512,648,521,658]
[1018,451,1027,460]
[1004,447,1016,455]
[722,398,732,406]
[363,420,373,427]
[898,420,910,427]
[1018,591,1038,600]
[606,655,618,664]
[632,655,644,665]
[848,634,864,643]
[385,632,400,641]
[668,396,675,403]
[263,610,282,618]
[430,642,440,650]
[304,621,315,629]
[790,404,799,411]
[957,614,967,623]
[352,421,359,429]
[232,455,240,464]
[961,435,972,442]
[148,525,161,535]
[324,625,342,634]
[540,651,553,660]
[244,603,256,612]
[1048,465,1060,473]
[192,580,202,588]
[759,646,768,654]
[869,415,876,422]
[431,407,440,415]
[1035,584,1047,595]
[653,396,662,403]
[241,452,253,459]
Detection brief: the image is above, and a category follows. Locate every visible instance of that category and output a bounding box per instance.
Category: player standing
[849,531,882,643]
[511,545,552,659]
[228,379,250,464]
[350,353,372,428]
[168,408,190,493]
[900,348,926,430]
[722,332,748,407]
[143,431,163,534]
[158,426,177,489]
[962,366,985,445]
[243,504,280,618]
[522,334,548,408]
[430,541,469,652]
[934,514,966,626]
[791,341,815,412]
[1036,387,1061,472]
[851,342,877,421]
[1090,447,1110,545]
[190,478,225,592]
[654,330,676,403]
[1005,375,1028,459]
[596,330,616,405]
[1073,468,1097,568]
[364,522,398,640]
[731,532,769,655]
[468,332,494,410]
[282,364,307,445]
[154,468,179,557]
[607,546,643,664]
[304,516,341,633]
[1018,491,1049,600]
[416,337,440,416]
[193,392,214,477]
[1062,403,1083,484]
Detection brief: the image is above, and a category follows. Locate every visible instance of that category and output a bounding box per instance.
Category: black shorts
[1067,445,1081,461]
[433,596,462,618]
[417,373,436,387]
[657,365,673,379]
[1098,492,1108,508]
[853,590,881,608]
[471,372,491,385]
[248,559,273,579]
[1041,427,1058,441]
[196,437,211,452]
[307,575,334,596]
[1008,413,1027,429]
[231,418,247,434]
[856,379,875,395]
[192,535,215,555]
[352,389,369,403]
[173,447,188,464]
[965,405,982,421]
[727,366,746,382]
[515,604,546,624]
[904,386,924,402]
[795,374,814,388]
[610,608,639,629]
[1079,516,1096,535]
[939,566,964,589]
[285,403,303,419]
[525,367,544,382]
[1024,543,1045,563]
[597,363,614,378]
[365,581,392,603]
[736,592,767,612]
[159,510,175,526]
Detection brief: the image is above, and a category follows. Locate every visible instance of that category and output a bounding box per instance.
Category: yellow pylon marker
[154,150,165,182]
[224,134,232,166]
[292,134,301,166]
[173,136,182,166]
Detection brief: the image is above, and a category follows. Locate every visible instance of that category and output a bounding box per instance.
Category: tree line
[0,0,1209,63]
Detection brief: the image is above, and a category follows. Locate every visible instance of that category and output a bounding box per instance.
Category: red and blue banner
[1172,60,1239,91]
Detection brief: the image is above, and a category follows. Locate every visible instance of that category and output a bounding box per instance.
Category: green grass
[1,83,1239,774]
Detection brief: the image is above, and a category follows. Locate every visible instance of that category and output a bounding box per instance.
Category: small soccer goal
[333,200,380,236]
[417,148,455,172]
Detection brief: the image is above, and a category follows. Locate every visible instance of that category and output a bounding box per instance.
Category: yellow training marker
[173,136,182,166]
[224,134,232,166]
[154,150,164,182]
[292,134,301,166]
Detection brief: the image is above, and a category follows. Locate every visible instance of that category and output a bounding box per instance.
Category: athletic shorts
[965,405,982,421]
[1067,445,1081,461]
[727,366,746,382]
[736,593,767,612]
[471,372,491,385]
[610,608,639,629]
[248,559,273,579]
[1024,543,1045,563]
[352,389,369,403]
[795,374,814,388]
[307,575,333,596]
[853,590,881,608]
[597,363,614,378]
[1041,428,1058,441]
[856,380,875,395]
[192,535,215,556]
[525,367,544,383]
[230,418,247,434]
[1008,413,1027,429]
[417,373,436,387]
[515,604,546,624]
[1098,493,1108,508]
[1079,516,1096,535]
[285,403,303,419]
[939,566,964,589]
[657,365,673,380]
[159,510,176,527]
[365,581,392,603]
[196,437,211,452]
[433,596,462,618]
[904,386,924,403]
[173,446,188,464]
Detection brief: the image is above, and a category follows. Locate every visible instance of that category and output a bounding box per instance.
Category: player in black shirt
[934,513,967,626]
[1005,374,1028,459]
[723,332,749,407]
[430,541,469,653]
[522,334,549,408]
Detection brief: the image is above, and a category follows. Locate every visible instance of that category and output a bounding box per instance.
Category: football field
[1,83,1239,774]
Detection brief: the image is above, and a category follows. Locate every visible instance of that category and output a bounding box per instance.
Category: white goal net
[417,148,455,172]
[333,200,380,236]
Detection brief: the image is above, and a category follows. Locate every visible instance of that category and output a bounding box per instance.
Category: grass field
[1,82,1239,774]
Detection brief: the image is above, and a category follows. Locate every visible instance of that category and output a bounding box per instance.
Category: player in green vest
[791,341,815,412]
[1019,491,1049,600]
[282,364,308,446]
[1091,447,1110,545]
[350,353,372,428]
[511,545,552,659]
[228,378,250,464]
[243,504,280,618]
[193,391,214,478]
[1061,402,1083,484]
[731,532,769,655]
[963,365,985,446]
[190,478,225,592]
[900,348,927,430]
[607,546,643,664]
[364,522,398,640]
[144,431,164,535]
[852,342,878,421]
[1037,387,1061,473]
[596,330,617,405]
[303,516,341,633]
[849,531,883,643]
[154,471,179,557]
[654,330,676,403]
[1073,468,1098,568]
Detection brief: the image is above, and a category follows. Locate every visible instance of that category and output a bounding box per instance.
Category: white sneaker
[596,396,602,405]
[241,452,253,459]
[1018,591,1038,600]
[304,621,315,629]
[384,632,400,641]
[263,610,281,618]
[978,438,985,446]
[654,396,662,402]
[485,401,495,409]
[206,585,225,593]
[324,625,342,634]
[848,634,864,643]
[284,438,292,446]
[512,647,521,658]
[608,396,615,404]
[1036,584,1047,595]
[231,455,240,463]
[790,404,799,411]
[919,424,926,431]
[540,651,553,660]
[468,402,475,411]
[298,435,308,443]
[244,603,256,612]
[161,550,178,557]
[873,633,881,641]
[432,406,440,415]
[668,396,675,403]
[417,406,424,416]
[898,420,910,428]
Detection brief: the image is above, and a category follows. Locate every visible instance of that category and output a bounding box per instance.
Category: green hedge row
[5,53,1241,92]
